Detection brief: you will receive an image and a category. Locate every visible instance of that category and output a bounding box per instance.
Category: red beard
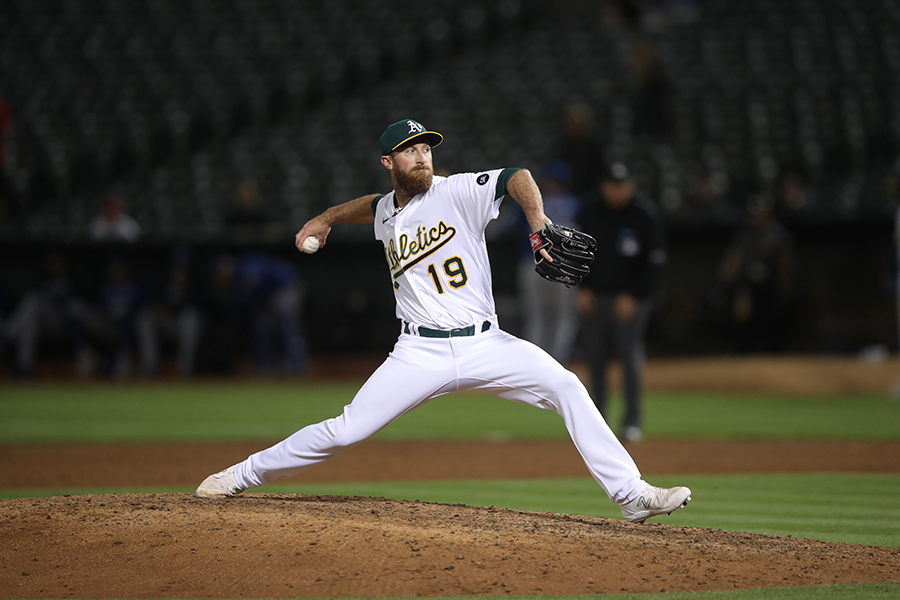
[394,164,433,196]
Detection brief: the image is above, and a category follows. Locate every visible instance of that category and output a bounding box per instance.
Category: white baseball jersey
[372,169,508,330]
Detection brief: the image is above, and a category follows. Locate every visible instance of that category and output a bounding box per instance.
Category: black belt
[404,321,491,338]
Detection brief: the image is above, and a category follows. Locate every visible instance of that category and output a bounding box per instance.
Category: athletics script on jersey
[385,220,457,285]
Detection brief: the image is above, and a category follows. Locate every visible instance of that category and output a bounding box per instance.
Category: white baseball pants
[233,326,646,505]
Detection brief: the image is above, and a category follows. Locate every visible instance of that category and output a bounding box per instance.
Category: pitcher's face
[383,142,434,195]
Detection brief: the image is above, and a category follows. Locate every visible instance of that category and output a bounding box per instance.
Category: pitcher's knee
[551,368,589,396]
[534,368,591,407]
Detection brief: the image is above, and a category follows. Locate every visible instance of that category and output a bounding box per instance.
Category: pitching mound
[2,492,899,598]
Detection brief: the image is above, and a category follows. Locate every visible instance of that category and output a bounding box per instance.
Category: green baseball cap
[379,119,443,155]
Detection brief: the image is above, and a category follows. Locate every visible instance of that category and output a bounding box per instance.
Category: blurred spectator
[91,194,141,242]
[150,247,201,377]
[233,253,308,375]
[0,90,16,220]
[517,159,582,363]
[196,253,307,375]
[681,163,731,221]
[773,167,809,221]
[196,254,245,375]
[717,193,795,354]
[556,102,607,197]
[93,254,155,377]
[577,162,667,443]
[225,176,278,241]
[629,38,672,139]
[4,252,94,377]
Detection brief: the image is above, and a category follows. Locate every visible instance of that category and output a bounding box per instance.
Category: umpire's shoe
[195,466,244,498]
[620,485,691,524]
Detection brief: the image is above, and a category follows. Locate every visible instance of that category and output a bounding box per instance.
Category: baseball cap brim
[384,131,443,155]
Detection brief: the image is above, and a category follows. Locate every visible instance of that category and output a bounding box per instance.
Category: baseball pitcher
[196,119,691,524]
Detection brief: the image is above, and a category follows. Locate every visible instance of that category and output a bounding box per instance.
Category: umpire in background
[577,162,666,443]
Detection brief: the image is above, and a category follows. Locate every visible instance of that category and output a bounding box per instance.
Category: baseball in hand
[301,235,320,254]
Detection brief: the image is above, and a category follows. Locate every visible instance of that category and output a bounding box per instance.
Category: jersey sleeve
[371,193,393,243]
[370,194,385,217]
[445,168,520,236]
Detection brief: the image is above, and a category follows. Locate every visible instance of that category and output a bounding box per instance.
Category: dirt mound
[2,493,898,598]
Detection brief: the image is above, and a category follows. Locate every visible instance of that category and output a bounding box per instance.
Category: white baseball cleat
[195,466,244,498]
[620,484,692,524]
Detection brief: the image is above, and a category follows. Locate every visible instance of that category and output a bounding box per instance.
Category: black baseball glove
[529,223,597,286]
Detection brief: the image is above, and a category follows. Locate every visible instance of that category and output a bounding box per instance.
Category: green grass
[1,382,899,444]
[642,393,900,440]
[0,381,364,443]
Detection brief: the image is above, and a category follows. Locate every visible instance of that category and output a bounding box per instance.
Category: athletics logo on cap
[380,119,443,156]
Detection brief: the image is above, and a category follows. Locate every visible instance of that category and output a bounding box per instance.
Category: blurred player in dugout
[577,162,666,443]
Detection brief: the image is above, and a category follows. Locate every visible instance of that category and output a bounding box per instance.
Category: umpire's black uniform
[577,164,666,441]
